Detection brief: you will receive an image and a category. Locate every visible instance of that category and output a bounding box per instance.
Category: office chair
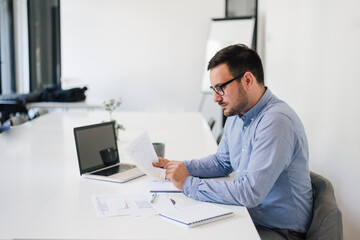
[216,128,224,145]
[306,172,343,240]
[208,118,216,130]
[0,100,29,125]
[9,115,28,126]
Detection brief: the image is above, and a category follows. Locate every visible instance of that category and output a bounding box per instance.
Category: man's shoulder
[258,97,306,137]
[262,97,298,122]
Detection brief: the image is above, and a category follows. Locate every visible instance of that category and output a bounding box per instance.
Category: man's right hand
[152,157,170,168]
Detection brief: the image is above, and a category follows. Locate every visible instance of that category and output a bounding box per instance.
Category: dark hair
[207,44,264,85]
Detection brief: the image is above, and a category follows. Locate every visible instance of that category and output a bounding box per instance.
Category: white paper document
[150,180,181,193]
[92,194,156,217]
[125,132,166,182]
[150,194,177,213]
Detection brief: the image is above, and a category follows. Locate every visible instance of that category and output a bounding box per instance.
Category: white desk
[0,111,260,239]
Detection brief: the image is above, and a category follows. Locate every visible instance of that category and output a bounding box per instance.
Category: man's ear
[243,72,255,89]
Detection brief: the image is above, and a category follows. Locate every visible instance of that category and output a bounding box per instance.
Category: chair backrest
[208,118,216,130]
[0,100,28,124]
[306,172,343,240]
[10,115,28,126]
[216,128,224,145]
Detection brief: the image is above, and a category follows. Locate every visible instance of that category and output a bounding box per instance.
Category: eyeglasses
[210,72,245,96]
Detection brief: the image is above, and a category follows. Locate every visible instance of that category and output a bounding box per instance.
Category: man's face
[210,63,249,117]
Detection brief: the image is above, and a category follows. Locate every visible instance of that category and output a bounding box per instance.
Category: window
[0,0,16,94]
[0,0,61,95]
[226,0,257,18]
[28,0,61,92]
[226,0,258,49]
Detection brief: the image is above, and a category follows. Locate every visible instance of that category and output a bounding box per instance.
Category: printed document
[126,132,166,182]
[150,180,181,193]
[92,194,156,217]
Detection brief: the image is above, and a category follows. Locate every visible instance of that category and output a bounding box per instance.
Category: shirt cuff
[182,175,200,199]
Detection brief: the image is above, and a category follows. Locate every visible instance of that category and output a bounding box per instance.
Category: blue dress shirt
[182,88,313,233]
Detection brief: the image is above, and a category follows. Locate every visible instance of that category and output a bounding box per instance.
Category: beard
[220,83,249,117]
[223,101,248,116]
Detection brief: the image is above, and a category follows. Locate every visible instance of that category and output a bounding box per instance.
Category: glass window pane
[28,0,61,92]
[227,0,256,18]
[0,0,16,94]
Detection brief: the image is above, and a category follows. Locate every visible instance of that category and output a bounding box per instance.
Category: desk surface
[0,111,260,239]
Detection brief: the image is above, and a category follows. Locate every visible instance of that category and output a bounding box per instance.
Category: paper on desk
[92,194,156,217]
[125,131,166,182]
[150,180,181,193]
[151,194,177,213]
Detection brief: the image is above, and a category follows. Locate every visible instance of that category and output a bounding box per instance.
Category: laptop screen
[74,122,119,174]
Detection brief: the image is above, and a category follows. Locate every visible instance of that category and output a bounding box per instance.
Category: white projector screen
[201,18,255,93]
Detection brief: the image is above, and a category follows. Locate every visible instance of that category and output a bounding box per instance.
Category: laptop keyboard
[93,164,135,176]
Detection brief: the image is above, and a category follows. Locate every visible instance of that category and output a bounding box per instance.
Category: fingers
[163,160,179,169]
[153,160,189,190]
[163,161,189,190]
[164,162,189,181]
[164,161,181,171]
[152,157,170,168]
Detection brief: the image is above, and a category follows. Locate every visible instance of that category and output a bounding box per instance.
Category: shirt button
[242,148,245,152]
[251,118,254,121]
[188,194,191,197]
[244,126,247,129]
[237,170,239,173]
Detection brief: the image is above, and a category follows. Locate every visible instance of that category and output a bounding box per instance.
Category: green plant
[103,98,125,133]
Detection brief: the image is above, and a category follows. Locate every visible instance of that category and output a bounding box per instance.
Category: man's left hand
[164,161,189,190]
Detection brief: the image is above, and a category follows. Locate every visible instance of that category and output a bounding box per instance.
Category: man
[153,44,313,240]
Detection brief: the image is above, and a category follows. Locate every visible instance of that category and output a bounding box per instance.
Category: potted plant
[103,98,125,138]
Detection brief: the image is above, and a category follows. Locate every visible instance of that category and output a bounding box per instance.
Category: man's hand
[164,161,189,190]
[152,157,189,190]
[152,157,170,168]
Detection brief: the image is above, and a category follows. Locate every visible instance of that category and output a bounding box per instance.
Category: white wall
[61,0,223,117]
[258,0,360,239]
[61,0,224,137]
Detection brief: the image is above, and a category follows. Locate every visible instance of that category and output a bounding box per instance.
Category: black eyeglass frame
[210,72,246,96]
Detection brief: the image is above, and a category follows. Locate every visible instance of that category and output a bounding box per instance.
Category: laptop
[74,121,145,183]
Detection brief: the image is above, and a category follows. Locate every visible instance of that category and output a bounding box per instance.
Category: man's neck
[239,86,266,117]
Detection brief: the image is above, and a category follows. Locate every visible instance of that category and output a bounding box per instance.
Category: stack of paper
[150,180,181,193]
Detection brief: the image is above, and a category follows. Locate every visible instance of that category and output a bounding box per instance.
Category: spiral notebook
[159,203,233,228]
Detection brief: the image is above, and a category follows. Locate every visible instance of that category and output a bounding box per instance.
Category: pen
[150,193,157,203]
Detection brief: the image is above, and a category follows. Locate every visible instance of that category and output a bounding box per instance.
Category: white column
[13,0,30,93]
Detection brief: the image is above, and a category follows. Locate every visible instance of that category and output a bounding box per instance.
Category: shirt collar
[240,87,273,122]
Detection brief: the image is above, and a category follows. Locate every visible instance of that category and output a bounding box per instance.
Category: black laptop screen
[74,122,119,174]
